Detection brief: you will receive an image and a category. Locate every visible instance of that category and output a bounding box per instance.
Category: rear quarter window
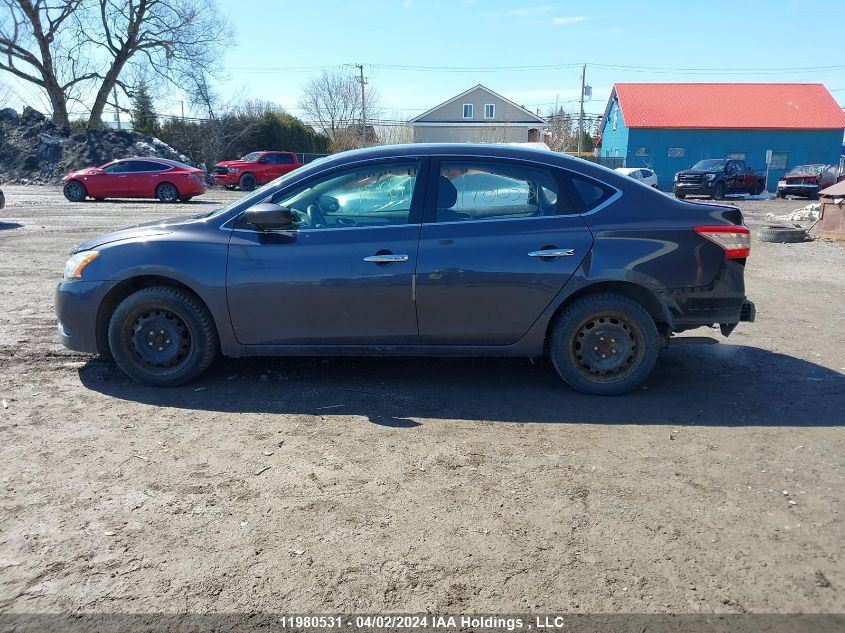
[567,174,616,212]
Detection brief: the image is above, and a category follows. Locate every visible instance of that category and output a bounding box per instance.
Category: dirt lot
[0,186,843,615]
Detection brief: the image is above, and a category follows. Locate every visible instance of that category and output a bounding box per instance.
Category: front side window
[484,103,495,119]
[462,103,473,119]
[268,161,420,229]
[436,161,565,223]
[103,161,129,174]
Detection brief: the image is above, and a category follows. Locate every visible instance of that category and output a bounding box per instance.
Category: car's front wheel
[549,293,659,395]
[239,173,256,191]
[108,286,218,387]
[712,183,725,200]
[63,180,87,202]
[156,183,179,203]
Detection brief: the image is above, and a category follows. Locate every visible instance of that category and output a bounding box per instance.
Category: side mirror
[241,203,295,230]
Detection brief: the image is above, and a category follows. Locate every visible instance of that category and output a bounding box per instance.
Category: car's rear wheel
[63,180,87,202]
[108,286,218,387]
[712,183,725,200]
[239,173,256,191]
[549,293,659,395]
[156,182,179,203]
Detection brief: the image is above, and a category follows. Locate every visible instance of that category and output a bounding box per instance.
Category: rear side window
[436,161,573,222]
[567,174,615,212]
[132,160,167,172]
[276,153,295,165]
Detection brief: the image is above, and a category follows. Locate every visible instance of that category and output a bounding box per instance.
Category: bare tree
[298,69,382,148]
[0,0,92,126]
[0,0,231,128]
[298,69,360,140]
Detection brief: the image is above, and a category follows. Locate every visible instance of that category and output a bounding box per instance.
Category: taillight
[694,225,751,259]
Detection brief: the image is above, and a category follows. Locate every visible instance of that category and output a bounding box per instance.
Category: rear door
[414,158,595,345]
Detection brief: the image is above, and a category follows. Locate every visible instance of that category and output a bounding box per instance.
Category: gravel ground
[0,186,843,615]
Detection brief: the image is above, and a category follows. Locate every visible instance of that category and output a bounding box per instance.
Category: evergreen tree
[131,82,158,135]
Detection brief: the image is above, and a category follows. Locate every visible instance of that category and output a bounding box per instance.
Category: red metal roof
[614,83,845,130]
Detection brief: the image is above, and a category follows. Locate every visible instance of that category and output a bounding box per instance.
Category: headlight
[64,250,99,280]
[674,173,679,182]
[227,167,239,173]
[704,174,716,181]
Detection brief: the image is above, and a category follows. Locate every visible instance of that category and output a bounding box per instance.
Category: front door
[226,159,426,345]
[415,158,595,345]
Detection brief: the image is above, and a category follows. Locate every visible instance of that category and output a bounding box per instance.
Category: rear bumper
[55,280,108,354]
[666,261,752,330]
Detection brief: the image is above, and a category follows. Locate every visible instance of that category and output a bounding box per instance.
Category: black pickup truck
[673,159,766,200]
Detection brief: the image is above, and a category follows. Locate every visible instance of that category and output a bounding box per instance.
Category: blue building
[597,83,845,191]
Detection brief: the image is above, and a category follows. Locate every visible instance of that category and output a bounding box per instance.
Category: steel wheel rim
[128,308,191,370]
[569,311,644,384]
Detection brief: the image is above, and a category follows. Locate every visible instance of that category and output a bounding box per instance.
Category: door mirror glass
[241,203,296,230]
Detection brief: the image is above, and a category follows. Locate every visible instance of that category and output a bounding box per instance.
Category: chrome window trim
[103,161,176,175]
[218,152,623,233]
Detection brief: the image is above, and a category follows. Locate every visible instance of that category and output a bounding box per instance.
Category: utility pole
[113,86,121,130]
[180,100,185,121]
[353,63,367,148]
[577,64,585,155]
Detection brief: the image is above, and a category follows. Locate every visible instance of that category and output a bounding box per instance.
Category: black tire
[224,185,237,191]
[239,173,256,191]
[712,183,725,200]
[156,182,179,203]
[674,193,686,199]
[549,293,659,396]
[63,180,87,202]
[776,191,785,199]
[807,192,820,201]
[107,286,218,387]
[757,225,809,244]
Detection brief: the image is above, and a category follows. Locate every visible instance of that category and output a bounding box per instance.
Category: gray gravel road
[0,186,843,615]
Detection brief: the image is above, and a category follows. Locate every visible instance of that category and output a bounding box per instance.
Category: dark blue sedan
[56,144,754,395]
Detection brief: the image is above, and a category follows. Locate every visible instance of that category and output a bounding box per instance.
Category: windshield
[204,155,333,219]
[240,152,262,162]
[691,159,727,171]
[787,164,825,175]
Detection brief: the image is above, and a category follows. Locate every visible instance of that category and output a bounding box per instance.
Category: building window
[462,104,473,119]
[483,103,495,119]
[668,147,685,158]
[634,147,650,157]
[612,108,618,131]
[727,151,747,161]
[767,151,788,170]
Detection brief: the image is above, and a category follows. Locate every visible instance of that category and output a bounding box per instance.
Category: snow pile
[765,202,821,223]
[0,107,193,184]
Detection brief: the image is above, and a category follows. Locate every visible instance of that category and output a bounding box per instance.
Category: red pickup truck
[213,151,302,191]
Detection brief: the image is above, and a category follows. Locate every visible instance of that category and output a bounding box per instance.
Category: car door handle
[528,248,575,258]
[363,254,409,263]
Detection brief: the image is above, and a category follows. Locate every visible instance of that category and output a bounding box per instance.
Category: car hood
[72,214,205,253]
[785,172,820,179]
[64,166,102,180]
[678,170,719,176]
[215,159,255,169]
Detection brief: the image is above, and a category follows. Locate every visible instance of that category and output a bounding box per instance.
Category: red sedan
[63,158,207,203]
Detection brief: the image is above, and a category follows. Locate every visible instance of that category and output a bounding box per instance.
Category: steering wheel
[306,203,326,228]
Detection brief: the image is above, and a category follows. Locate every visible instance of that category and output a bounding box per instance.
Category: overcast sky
[4,0,845,123]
